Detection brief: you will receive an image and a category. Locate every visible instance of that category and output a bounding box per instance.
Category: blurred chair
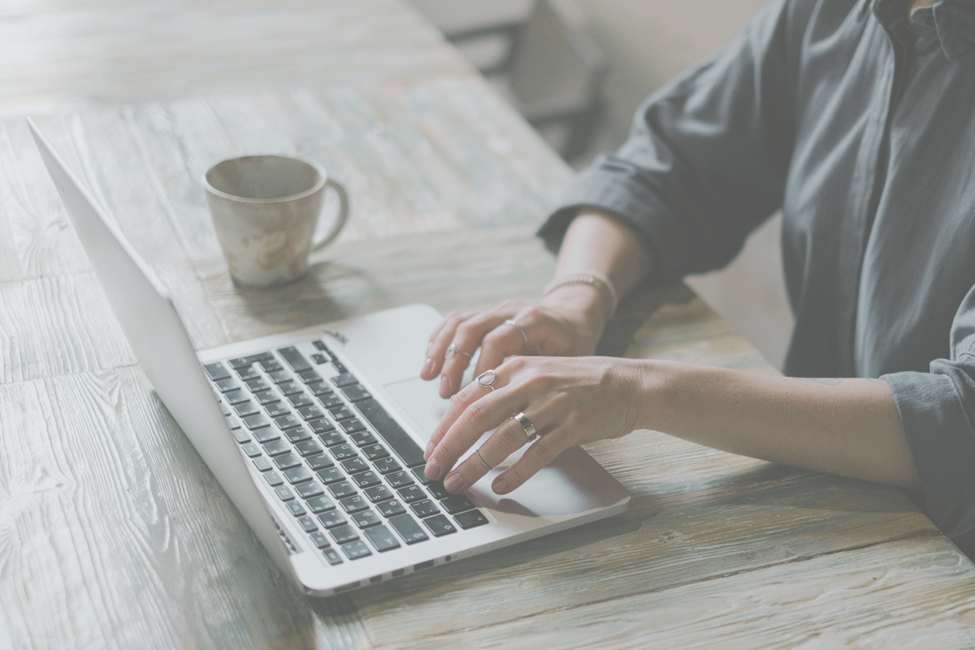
[411,0,608,161]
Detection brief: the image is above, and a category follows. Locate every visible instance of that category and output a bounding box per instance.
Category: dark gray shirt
[539,0,975,540]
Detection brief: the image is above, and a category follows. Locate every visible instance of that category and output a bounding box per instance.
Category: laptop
[28,118,630,596]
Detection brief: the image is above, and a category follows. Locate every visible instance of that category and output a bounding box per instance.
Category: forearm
[638,361,922,490]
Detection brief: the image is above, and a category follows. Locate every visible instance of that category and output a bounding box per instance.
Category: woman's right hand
[420,284,609,399]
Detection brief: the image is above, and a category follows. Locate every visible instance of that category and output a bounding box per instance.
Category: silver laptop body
[29,118,630,596]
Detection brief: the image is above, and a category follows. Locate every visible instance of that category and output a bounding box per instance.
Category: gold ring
[511,411,537,443]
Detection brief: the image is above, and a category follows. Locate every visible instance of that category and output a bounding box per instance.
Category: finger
[440,311,518,397]
[421,311,473,381]
[471,320,531,380]
[491,428,568,494]
[441,416,537,493]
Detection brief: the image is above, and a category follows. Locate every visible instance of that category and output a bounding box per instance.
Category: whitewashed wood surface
[1,1,974,649]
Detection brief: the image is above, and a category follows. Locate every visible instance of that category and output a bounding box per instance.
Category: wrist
[539,283,608,330]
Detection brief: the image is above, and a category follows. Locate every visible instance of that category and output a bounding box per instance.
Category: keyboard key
[322,548,344,565]
[329,406,354,421]
[241,443,263,458]
[224,389,250,405]
[376,499,406,518]
[427,482,450,500]
[284,426,313,444]
[252,457,272,472]
[204,362,231,381]
[440,495,476,515]
[263,471,283,487]
[350,431,377,447]
[274,453,302,470]
[454,510,489,530]
[352,510,382,529]
[332,361,348,374]
[278,381,303,396]
[253,427,280,444]
[236,366,260,381]
[298,405,325,421]
[330,444,358,461]
[364,524,401,552]
[373,458,402,475]
[306,453,335,471]
[318,510,347,528]
[352,471,382,489]
[312,340,332,354]
[264,402,291,418]
[288,393,314,409]
[220,402,231,416]
[413,469,433,486]
[307,382,333,397]
[278,347,313,372]
[252,390,280,406]
[295,440,324,457]
[316,468,345,485]
[274,485,294,502]
[339,495,370,514]
[318,393,345,409]
[342,385,371,402]
[386,471,414,489]
[331,373,358,387]
[284,467,313,484]
[261,358,283,372]
[233,401,260,418]
[231,428,250,444]
[311,353,328,365]
[245,377,270,392]
[397,485,425,503]
[361,444,389,461]
[388,514,429,544]
[318,431,345,447]
[309,418,337,435]
[263,439,290,457]
[364,485,394,503]
[298,369,323,384]
[306,495,335,513]
[273,414,302,430]
[227,357,251,370]
[286,501,306,517]
[340,418,367,434]
[423,514,457,537]
[341,458,369,474]
[410,499,440,519]
[328,481,357,499]
[297,516,318,533]
[215,377,240,393]
[341,540,372,560]
[310,531,331,548]
[329,524,359,545]
[243,352,274,365]
[243,414,271,430]
[356,398,426,467]
[295,482,325,499]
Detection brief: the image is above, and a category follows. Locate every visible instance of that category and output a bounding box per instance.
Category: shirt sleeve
[883,283,975,540]
[537,0,801,281]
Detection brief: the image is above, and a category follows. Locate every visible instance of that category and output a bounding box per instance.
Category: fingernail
[440,375,451,396]
[423,357,433,376]
[493,477,508,494]
[444,473,463,493]
[425,458,441,480]
[424,440,435,460]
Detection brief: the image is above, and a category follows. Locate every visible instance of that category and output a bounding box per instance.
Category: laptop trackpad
[384,376,450,441]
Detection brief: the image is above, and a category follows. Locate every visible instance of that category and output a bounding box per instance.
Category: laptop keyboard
[203,340,488,566]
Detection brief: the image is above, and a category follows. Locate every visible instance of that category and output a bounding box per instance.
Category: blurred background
[411,0,793,370]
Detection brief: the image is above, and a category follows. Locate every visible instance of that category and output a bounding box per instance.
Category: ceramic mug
[203,155,350,288]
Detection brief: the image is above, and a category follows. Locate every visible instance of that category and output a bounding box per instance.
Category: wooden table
[2,1,974,648]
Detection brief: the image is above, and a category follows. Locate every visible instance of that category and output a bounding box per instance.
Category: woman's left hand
[423,355,647,494]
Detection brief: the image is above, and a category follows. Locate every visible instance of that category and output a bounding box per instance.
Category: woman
[421,0,975,556]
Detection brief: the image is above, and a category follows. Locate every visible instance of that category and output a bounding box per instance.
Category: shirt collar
[873,0,975,59]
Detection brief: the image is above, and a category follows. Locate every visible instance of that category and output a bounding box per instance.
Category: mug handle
[311,178,350,251]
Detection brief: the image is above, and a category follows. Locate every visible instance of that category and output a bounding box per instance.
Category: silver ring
[446,343,473,359]
[504,319,529,348]
[474,447,493,471]
[511,411,537,443]
[476,369,498,391]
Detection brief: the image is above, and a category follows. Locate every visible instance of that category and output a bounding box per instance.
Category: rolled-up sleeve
[538,0,799,281]
[883,284,975,540]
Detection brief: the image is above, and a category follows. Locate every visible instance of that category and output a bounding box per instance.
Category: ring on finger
[474,447,493,471]
[511,411,538,443]
[476,369,498,391]
[504,319,530,349]
[446,343,473,360]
